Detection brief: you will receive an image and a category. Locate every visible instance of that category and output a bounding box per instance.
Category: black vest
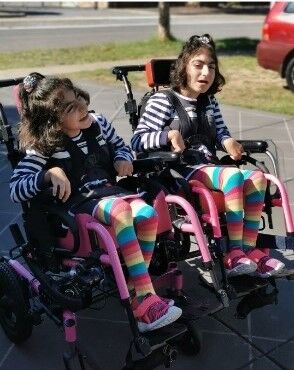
[162,90,217,155]
[46,123,116,194]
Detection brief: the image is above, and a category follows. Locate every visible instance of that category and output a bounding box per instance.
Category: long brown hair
[18,73,90,156]
[170,34,225,95]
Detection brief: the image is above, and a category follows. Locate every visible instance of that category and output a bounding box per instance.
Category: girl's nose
[201,65,210,76]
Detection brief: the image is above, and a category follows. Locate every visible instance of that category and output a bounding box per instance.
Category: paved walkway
[0,63,294,370]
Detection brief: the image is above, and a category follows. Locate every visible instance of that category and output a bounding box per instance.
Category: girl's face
[181,48,216,98]
[59,88,91,137]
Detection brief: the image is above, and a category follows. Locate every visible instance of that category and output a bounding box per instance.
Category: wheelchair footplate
[229,268,294,296]
[143,321,187,346]
[272,268,294,280]
[162,259,225,320]
[125,323,187,370]
[173,292,224,321]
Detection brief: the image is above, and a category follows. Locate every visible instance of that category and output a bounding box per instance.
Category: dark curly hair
[170,34,225,95]
[18,72,90,156]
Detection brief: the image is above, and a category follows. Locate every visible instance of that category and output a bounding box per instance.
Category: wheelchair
[0,77,226,370]
[112,59,294,320]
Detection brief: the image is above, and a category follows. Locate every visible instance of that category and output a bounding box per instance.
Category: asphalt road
[0,7,265,52]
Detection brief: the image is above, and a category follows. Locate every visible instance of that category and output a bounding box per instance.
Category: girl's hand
[167,130,186,153]
[223,138,244,161]
[114,160,133,177]
[44,167,71,202]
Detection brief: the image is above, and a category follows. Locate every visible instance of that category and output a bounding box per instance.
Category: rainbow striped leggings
[191,166,267,251]
[94,197,158,301]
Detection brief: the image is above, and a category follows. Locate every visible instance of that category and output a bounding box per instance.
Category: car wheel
[285,56,294,92]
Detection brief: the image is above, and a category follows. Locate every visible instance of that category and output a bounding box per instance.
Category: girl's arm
[9,150,49,202]
[131,92,173,152]
[210,96,232,148]
[95,115,133,162]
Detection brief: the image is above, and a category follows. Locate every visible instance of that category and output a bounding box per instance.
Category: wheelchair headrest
[145,59,176,87]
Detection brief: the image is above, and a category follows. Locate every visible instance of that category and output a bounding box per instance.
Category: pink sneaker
[246,249,285,278]
[160,297,175,307]
[132,294,182,333]
[224,248,257,277]
[132,296,174,308]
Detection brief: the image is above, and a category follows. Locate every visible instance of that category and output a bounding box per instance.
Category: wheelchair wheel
[179,321,202,355]
[0,262,32,344]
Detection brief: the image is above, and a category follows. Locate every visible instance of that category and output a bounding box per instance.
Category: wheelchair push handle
[112,64,145,78]
[0,77,23,88]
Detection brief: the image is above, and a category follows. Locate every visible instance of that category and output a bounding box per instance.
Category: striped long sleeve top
[10,113,133,203]
[131,91,231,155]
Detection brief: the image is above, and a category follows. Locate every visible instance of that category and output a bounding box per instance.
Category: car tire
[285,56,294,92]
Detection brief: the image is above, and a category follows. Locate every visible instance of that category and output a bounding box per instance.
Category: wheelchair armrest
[136,151,180,161]
[219,154,270,173]
[133,151,181,172]
[238,140,268,153]
[0,77,23,88]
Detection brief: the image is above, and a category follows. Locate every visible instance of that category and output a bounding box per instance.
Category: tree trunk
[158,2,172,41]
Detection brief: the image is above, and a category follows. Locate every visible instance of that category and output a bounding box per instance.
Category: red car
[256,2,294,91]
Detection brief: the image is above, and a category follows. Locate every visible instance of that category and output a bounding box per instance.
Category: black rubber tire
[180,321,202,355]
[285,56,294,92]
[0,262,33,344]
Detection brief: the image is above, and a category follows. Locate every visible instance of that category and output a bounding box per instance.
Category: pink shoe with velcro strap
[224,248,257,277]
[133,294,182,333]
[246,249,285,278]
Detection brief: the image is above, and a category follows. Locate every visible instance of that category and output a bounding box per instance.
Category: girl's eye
[209,65,216,70]
[66,104,75,113]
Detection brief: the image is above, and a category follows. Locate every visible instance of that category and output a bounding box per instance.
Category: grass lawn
[1,37,293,116]
[70,55,294,116]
